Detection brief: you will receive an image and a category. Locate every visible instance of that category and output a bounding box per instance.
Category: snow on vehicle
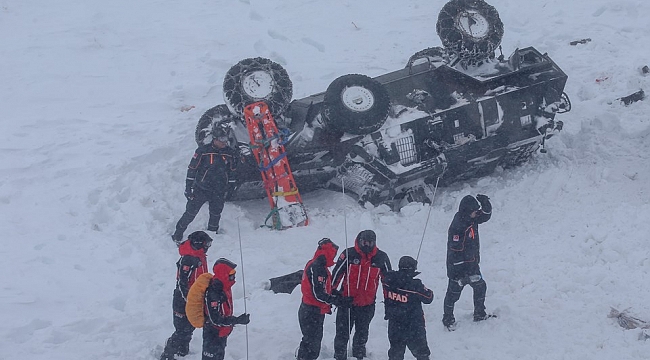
[195,0,571,210]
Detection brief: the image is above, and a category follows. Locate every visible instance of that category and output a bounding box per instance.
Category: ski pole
[237,218,249,360]
[416,176,441,261]
[341,179,351,359]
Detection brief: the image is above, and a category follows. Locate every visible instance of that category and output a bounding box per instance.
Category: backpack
[186,272,213,328]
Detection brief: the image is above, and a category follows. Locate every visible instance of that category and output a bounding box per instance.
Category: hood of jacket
[212,258,237,290]
[459,195,481,217]
[179,240,207,259]
[312,241,338,267]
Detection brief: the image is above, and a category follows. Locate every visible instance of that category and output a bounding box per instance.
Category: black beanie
[398,256,418,271]
[459,195,481,215]
[356,230,377,253]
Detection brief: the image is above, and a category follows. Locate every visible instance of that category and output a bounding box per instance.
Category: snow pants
[334,304,375,360]
[174,187,225,238]
[387,319,430,360]
[162,292,194,358]
[297,303,325,360]
[443,277,487,317]
[202,326,228,360]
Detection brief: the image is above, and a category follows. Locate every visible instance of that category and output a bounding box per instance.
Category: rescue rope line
[416,176,441,261]
[342,179,351,360]
[237,218,249,360]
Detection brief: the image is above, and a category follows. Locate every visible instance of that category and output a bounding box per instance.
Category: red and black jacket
[186,143,239,193]
[301,254,335,314]
[173,241,208,313]
[332,243,391,307]
[204,259,237,337]
[446,196,492,279]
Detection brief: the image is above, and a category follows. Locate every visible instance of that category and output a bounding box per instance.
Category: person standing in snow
[201,258,250,360]
[297,238,353,360]
[160,231,213,360]
[442,194,493,330]
[383,256,433,360]
[331,230,392,360]
[171,122,240,244]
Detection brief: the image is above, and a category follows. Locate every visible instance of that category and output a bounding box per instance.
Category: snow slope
[1,0,650,359]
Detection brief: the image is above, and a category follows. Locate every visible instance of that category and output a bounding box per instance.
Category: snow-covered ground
[2,0,650,359]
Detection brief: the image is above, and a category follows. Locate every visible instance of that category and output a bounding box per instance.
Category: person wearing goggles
[171,122,241,244]
[160,231,213,360]
[331,230,392,360]
[202,258,250,360]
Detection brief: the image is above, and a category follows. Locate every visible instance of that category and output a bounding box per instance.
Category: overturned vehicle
[196,0,571,210]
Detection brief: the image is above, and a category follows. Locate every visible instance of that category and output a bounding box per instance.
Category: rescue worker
[171,123,240,244]
[442,194,493,330]
[160,231,213,360]
[383,256,433,360]
[202,258,250,360]
[297,238,352,360]
[331,230,392,360]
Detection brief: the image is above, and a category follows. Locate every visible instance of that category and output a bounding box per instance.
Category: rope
[248,128,291,149]
[262,208,282,230]
[416,177,441,261]
[342,179,352,359]
[236,218,249,360]
[258,152,287,172]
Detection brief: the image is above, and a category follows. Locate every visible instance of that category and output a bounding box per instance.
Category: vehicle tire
[323,74,390,135]
[223,57,293,118]
[405,46,449,68]
[436,0,503,64]
[194,104,238,146]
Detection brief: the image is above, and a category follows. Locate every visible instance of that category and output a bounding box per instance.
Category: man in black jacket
[383,256,433,360]
[442,194,493,330]
[331,230,392,360]
[171,123,240,243]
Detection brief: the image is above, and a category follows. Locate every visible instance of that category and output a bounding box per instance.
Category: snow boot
[160,349,175,360]
[442,313,456,330]
[171,231,184,245]
[176,342,189,357]
[473,312,496,322]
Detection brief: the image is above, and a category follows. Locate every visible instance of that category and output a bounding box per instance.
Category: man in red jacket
[331,230,392,360]
[297,238,352,360]
[202,258,250,360]
[160,231,213,360]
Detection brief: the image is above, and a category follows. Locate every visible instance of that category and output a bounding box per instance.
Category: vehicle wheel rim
[455,11,490,40]
[341,86,375,112]
[241,70,274,98]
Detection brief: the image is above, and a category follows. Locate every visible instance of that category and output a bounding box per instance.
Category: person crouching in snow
[202,258,250,360]
[383,256,433,360]
[297,238,353,360]
[160,231,213,360]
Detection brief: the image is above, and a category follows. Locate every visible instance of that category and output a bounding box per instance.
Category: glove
[456,276,470,287]
[331,295,353,308]
[184,187,194,201]
[476,194,491,212]
[233,313,250,325]
[476,194,489,204]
